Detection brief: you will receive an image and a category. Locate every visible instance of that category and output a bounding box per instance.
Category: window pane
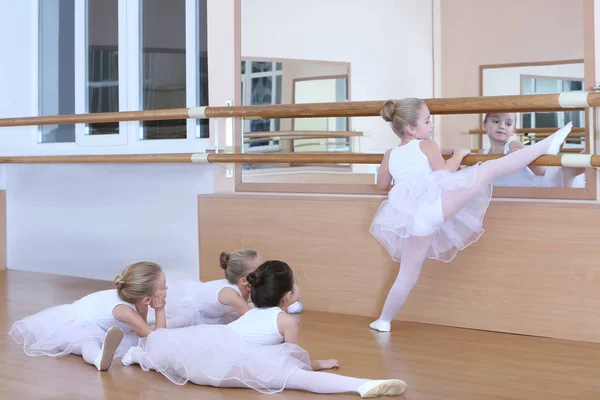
[87,0,119,135]
[39,0,75,143]
[534,78,558,94]
[196,0,209,138]
[252,62,272,73]
[140,0,186,140]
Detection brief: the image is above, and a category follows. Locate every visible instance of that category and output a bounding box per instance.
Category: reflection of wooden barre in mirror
[468,127,586,135]
[470,148,583,154]
[243,131,363,154]
[243,131,362,143]
[243,131,363,139]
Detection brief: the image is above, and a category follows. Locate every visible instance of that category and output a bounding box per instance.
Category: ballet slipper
[546,121,573,155]
[369,320,391,332]
[94,326,123,371]
[358,379,408,398]
[121,346,142,366]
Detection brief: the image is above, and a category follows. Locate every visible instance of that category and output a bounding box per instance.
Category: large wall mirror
[237,58,379,191]
[478,60,595,199]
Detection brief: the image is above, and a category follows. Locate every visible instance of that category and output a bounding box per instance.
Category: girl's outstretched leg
[441,123,572,221]
[370,234,433,332]
[285,369,407,398]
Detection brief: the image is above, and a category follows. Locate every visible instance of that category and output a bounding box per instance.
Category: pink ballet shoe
[358,379,408,398]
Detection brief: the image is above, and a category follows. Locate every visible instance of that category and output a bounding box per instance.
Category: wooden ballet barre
[0,92,598,128]
[0,153,597,168]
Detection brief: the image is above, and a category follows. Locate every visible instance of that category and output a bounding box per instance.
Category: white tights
[81,338,102,366]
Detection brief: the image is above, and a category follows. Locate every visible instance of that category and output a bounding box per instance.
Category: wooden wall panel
[198,194,600,343]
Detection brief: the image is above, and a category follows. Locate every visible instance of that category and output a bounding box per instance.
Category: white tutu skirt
[165,281,240,328]
[9,304,138,358]
[134,324,312,394]
[370,165,492,262]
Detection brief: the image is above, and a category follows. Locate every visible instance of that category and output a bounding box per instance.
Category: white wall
[6,164,213,281]
[241,0,434,158]
[0,0,241,280]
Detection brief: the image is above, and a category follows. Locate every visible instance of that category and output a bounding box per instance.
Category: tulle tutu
[370,164,492,262]
[9,303,138,358]
[134,324,312,393]
[165,280,241,328]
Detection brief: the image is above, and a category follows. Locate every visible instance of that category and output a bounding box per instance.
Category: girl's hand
[150,291,166,309]
[454,148,471,158]
[314,359,340,370]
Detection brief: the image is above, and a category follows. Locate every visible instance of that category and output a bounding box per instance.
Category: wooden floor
[2,270,600,400]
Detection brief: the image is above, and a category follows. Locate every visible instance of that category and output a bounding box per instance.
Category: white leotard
[229,307,285,345]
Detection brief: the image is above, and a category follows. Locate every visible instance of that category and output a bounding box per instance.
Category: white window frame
[35,0,209,154]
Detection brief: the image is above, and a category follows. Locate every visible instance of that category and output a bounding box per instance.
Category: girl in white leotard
[10,261,168,371]
[479,112,563,187]
[166,249,303,328]
[123,260,408,398]
[479,112,584,188]
[369,99,572,332]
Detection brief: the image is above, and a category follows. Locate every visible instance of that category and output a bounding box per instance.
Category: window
[87,0,119,136]
[39,0,76,143]
[37,0,209,148]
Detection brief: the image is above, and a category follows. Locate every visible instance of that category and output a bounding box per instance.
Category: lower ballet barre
[0,152,597,168]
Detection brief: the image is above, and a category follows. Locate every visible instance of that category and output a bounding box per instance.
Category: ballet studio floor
[2,269,600,400]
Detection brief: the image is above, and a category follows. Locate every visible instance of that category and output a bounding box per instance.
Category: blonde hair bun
[381,100,397,122]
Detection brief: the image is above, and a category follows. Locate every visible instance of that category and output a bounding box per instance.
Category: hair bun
[219,252,230,270]
[381,100,397,122]
[114,274,126,290]
[246,271,263,287]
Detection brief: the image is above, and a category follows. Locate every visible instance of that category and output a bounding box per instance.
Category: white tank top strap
[482,141,511,155]
[219,282,242,298]
[112,293,137,312]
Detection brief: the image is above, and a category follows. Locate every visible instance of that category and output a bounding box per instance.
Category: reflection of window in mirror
[241,61,282,152]
[292,76,349,153]
[520,75,585,152]
[240,59,352,162]
[241,60,282,131]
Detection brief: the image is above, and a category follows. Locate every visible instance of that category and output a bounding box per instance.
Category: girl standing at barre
[369,98,572,332]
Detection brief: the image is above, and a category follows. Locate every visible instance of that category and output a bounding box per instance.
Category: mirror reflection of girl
[479,113,584,188]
